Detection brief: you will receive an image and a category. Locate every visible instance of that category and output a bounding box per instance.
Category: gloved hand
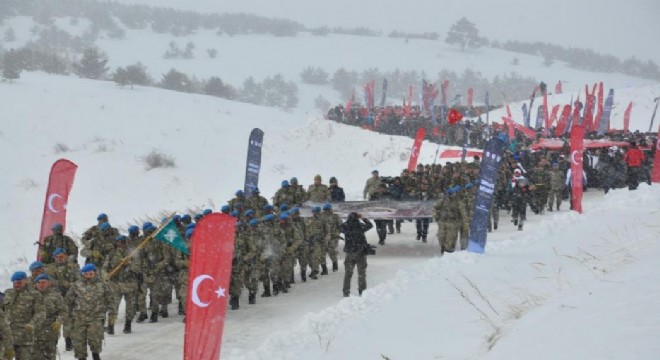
[92,250,102,259]
[39,250,49,259]
[52,319,62,333]
[25,323,34,333]
[5,347,15,359]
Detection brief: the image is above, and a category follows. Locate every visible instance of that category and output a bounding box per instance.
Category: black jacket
[329,185,346,202]
[341,218,373,253]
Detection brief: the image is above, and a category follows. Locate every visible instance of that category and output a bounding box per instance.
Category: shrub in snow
[142,150,176,171]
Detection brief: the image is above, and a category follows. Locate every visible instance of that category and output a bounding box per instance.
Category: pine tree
[445,17,487,51]
[240,76,265,105]
[73,47,109,79]
[159,68,192,92]
[2,49,22,82]
[204,76,236,99]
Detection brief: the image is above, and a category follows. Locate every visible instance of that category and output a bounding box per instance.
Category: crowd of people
[1,129,655,359]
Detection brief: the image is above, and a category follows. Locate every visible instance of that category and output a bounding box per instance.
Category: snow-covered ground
[1,72,659,359]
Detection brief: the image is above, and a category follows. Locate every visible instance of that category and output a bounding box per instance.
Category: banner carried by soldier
[184,213,236,360]
[243,128,264,198]
[37,159,78,260]
[154,218,189,255]
[407,127,426,172]
[302,200,435,219]
[467,134,507,254]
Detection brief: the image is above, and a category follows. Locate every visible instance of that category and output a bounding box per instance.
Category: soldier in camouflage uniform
[433,186,468,254]
[245,188,269,218]
[228,190,247,212]
[547,162,564,211]
[290,208,308,282]
[305,207,328,279]
[460,183,477,249]
[275,213,297,294]
[44,248,80,351]
[229,222,247,310]
[103,235,142,335]
[529,163,550,214]
[80,214,118,254]
[363,170,381,200]
[66,264,112,360]
[307,175,331,203]
[288,177,307,206]
[2,271,45,360]
[33,274,67,360]
[243,219,262,304]
[126,226,148,323]
[27,261,46,290]
[39,223,78,264]
[140,225,173,323]
[321,203,342,272]
[0,308,14,360]
[258,214,278,296]
[82,222,116,269]
[273,181,296,209]
[176,229,193,321]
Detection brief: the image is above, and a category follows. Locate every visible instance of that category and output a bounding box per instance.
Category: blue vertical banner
[535,105,545,130]
[521,103,528,127]
[380,78,388,108]
[597,89,614,135]
[467,133,507,254]
[244,128,264,198]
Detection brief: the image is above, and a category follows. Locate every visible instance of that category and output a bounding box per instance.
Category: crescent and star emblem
[47,193,66,213]
[191,274,226,308]
[571,150,580,165]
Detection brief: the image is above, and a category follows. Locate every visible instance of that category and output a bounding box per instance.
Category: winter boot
[518,222,523,231]
[261,285,271,297]
[358,288,364,296]
[65,338,73,351]
[321,265,328,275]
[332,261,338,272]
[494,222,498,230]
[309,270,318,280]
[300,271,307,282]
[149,312,158,323]
[343,291,349,297]
[178,301,184,315]
[248,292,256,305]
[273,283,280,296]
[159,305,169,318]
[290,274,295,284]
[123,320,132,334]
[105,315,115,335]
[136,312,148,323]
[230,296,239,310]
[513,218,518,226]
[281,282,289,293]
[422,236,427,243]
[92,353,101,360]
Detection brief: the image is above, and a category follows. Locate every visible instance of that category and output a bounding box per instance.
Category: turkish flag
[447,108,463,124]
[570,124,585,214]
[37,159,78,260]
[184,213,236,360]
[407,128,426,172]
[623,101,633,134]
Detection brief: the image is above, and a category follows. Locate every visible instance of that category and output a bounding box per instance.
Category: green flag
[154,218,189,255]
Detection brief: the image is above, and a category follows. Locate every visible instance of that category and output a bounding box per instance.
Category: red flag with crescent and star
[407,127,426,172]
[37,159,78,260]
[184,213,236,360]
[570,124,585,214]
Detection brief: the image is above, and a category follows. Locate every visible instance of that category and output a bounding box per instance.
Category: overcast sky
[114,0,660,62]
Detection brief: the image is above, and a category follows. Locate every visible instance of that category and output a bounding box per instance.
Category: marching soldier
[2,271,45,360]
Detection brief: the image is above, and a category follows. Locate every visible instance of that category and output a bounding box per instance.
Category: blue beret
[291,207,300,214]
[248,219,259,226]
[264,204,274,211]
[99,223,111,231]
[97,213,108,221]
[145,225,157,232]
[181,214,192,221]
[128,225,140,234]
[34,273,51,283]
[244,209,255,217]
[322,203,332,210]
[281,180,289,187]
[81,263,96,273]
[142,222,154,231]
[51,223,63,231]
[279,204,288,211]
[203,209,213,215]
[279,213,289,221]
[185,228,194,239]
[235,190,244,196]
[230,210,239,217]
[221,205,230,212]
[115,235,127,242]
[263,214,275,222]
[312,206,321,213]
[29,261,44,271]
[11,271,27,282]
[53,248,66,256]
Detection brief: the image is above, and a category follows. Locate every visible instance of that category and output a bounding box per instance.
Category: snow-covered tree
[73,47,108,79]
[445,17,487,51]
[2,49,22,82]
[159,68,192,92]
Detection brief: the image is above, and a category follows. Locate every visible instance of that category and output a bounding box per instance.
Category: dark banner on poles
[597,89,614,136]
[184,213,236,360]
[467,134,507,254]
[37,159,78,260]
[244,128,264,198]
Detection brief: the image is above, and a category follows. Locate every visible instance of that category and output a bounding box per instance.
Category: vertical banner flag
[548,105,560,129]
[521,103,528,125]
[594,82,604,130]
[184,213,236,360]
[555,81,563,94]
[597,89,614,136]
[243,128,264,198]
[380,79,388,108]
[648,97,659,133]
[555,105,572,137]
[524,88,537,128]
[502,117,515,140]
[467,133,507,254]
[345,88,355,115]
[461,120,471,162]
[37,159,78,260]
[543,92,549,134]
[623,101,633,134]
[570,124,585,214]
[583,85,595,130]
[407,128,426,172]
[485,92,490,125]
[535,105,545,130]
[652,123,660,183]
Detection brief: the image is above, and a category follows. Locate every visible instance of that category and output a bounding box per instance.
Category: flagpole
[106,213,175,280]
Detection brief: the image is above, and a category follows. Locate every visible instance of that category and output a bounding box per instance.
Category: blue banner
[467,133,507,254]
[521,103,528,127]
[244,128,264,198]
[534,105,544,130]
[524,89,537,128]
[597,89,614,136]
[380,78,388,108]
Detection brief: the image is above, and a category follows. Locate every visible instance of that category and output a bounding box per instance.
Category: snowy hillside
[1,72,659,359]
